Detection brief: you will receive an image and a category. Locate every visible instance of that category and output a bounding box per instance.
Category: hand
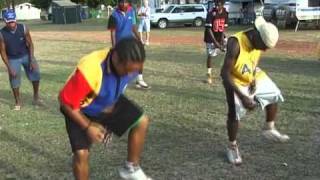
[8,67,16,78]
[86,122,106,143]
[29,57,37,71]
[220,46,226,52]
[249,80,256,95]
[240,95,256,110]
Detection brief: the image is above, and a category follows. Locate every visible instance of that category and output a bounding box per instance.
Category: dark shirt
[204,8,228,43]
[0,23,29,59]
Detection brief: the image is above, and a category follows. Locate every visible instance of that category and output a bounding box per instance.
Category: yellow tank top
[231,31,266,87]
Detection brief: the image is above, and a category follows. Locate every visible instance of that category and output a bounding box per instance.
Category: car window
[183,6,194,13]
[182,5,205,13]
[193,6,204,12]
[172,7,184,13]
[163,6,175,13]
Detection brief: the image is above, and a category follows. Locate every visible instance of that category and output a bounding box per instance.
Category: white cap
[254,16,279,48]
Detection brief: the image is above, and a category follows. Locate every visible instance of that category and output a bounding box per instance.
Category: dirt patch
[275,40,318,56]
[32,31,318,56]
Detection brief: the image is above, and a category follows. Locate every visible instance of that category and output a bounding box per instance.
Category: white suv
[150,4,207,29]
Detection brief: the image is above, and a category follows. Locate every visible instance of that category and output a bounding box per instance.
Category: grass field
[0,19,319,180]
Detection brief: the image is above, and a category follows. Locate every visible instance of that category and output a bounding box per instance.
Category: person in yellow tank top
[220,17,290,165]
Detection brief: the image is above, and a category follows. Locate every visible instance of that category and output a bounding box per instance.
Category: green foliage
[70,0,87,5]
[70,0,116,8]
[30,0,51,9]
[0,0,30,9]
[104,0,116,6]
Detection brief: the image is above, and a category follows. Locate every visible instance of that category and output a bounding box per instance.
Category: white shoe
[119,165,152,180]
[226,144,242,165]
[262,128,290,142]
[145,41,150,46]
[136,80,150,89]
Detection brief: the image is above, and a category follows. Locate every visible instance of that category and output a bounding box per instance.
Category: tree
[0,0,29,10]
[30,0,52,10]
[70,0,116,8]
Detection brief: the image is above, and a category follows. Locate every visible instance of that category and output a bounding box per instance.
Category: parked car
[150,4,207,29]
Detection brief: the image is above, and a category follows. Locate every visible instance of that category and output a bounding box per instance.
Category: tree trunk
[12,0,15,11]
[5,0,10,8]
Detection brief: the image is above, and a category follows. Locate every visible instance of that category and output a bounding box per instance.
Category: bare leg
[266,103,277,122]
[146,32,150,43]
[139,32,143,42]
[207,56,212,69]
[225,87,242,164]
[225,87,239,142]
[32,81,40,102]
[12,87,21,106]
[73,149,90,180]
[227,118,239,142]
[127,116,149,165]
[262,103,289,142]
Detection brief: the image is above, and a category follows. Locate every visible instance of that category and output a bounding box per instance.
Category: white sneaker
[262,129,290,142]
[136,80,150,89]
[226,144,242,165]
[145,41,150,46]
[119,165,152,180]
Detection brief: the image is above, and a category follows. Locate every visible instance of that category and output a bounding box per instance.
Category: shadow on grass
[260,56,320,77]
[0,89,12,106]
[40,59,77,68]
[0,159,32,179]
[0,130,69,178]
[282,94,320,115]
[0,88,62,118]
[0,130,65,162]
[40,70,71,84]
[142,121,229,179]
[147,48,207,65]
[131,83,225,102]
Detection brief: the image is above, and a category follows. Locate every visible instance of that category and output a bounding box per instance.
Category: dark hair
[118,0,129,4]
[114,38,146,64]
[215,0,225,5]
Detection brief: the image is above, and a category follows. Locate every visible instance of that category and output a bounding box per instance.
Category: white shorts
[138,19,150,32]
[206,43,219,57]
[234,75,284,120]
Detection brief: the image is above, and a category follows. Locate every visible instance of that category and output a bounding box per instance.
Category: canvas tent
[51,0,81,24]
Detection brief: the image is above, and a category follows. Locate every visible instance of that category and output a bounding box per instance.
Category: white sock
[125,161,139,171]
[266,121,275,130]
[229,140,237,146]
[207,68,212,74]
[137,74,143,81]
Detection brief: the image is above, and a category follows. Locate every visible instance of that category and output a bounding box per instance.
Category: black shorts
[61,95,144,152]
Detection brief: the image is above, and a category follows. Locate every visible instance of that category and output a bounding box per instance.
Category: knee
[133,115,150,131]
[227,115,237,125]
[227,112,237,122]
[73,150,89,164]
